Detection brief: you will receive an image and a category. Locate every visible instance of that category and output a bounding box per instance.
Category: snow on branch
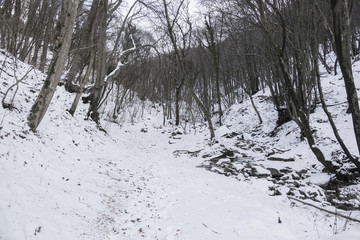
[105,34,158,83]
[104,34,137,83]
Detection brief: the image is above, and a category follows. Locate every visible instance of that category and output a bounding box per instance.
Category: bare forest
[1,0,360,239]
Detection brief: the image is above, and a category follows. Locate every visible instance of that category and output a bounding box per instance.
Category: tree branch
[288,197,360,223]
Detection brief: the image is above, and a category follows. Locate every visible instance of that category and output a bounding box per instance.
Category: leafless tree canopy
[1,0,360,171]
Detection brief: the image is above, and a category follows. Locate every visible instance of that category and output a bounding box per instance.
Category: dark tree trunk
[87,0,108,124]
[175,85,181,126]
[65,0,98,93]
[28,0,79,131]
[19,1,41,61]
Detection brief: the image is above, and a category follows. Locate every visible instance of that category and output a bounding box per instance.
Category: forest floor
[1,50,360,239]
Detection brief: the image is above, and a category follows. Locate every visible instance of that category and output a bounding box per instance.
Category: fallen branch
[288,197,360,223]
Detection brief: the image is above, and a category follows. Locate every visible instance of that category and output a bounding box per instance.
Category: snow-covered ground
[1,49,360,239]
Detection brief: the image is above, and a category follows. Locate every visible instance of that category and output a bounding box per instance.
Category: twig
[2,58,34,109]
[99,171,122,182]
[343,212,351,231]
[202,223,221,235]
[288,197,360,223]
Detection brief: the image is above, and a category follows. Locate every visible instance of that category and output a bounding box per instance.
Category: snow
[326,227,360,240]
[214,125,232,140]
[1,49,360,240]
[253,165,271,176]
[306,173,331,187]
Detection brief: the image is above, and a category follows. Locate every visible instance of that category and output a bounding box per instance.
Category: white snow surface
[1,49,360,240]
[306,173,331,187]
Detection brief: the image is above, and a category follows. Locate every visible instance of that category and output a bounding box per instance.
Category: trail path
[85,124,340,240]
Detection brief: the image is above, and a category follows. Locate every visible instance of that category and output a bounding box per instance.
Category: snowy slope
[1,48,360,240]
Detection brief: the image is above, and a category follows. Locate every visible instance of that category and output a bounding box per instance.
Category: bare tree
[202,15,224,125]
[162,0,215,139]
[235,0,336,172]
[310,6,360,171]
[330,0,360,157]
[64,0,100,93]
[2,57,33,110]
[86,0,108,124]
[27,0,79,131]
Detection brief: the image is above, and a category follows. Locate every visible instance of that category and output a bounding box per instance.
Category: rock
[171,131,183,136]
[268,156,295,162]
[298,190,308,198]
[266,150,275,157]
[211,166,225,175]
[280,176,290,181]
[291,173,300,180]
[216,158,231,165]
[267,168,284,178]
[280,168,292,174]
[293,181,301,188]
[253,166,271,178]
[19,134,26,139]
[208,150,235,163]
[286,189,295,196]
[241,153,248,157]
[296,169,308,175]
[306,173,331,188]
[222,149,235,157]
[277,180,286,185]
[269,186,282,196]
[229,156,240,162]
[253,147,264,153]
[222,132,240,138]
[288,181,301,188]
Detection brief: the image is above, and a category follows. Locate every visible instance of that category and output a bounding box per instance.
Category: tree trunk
[19,1,41,61]
[87,0,108,124]
[205,17,223,126]
[310,14,360,171]
[69,49,94,116]
[248,91,262,124]
[64,0,98,93]
[331,0,360,157]
[316,55,360,170]
[175,85,181,126]
[9,0,21,55]
[31,0,50,66]
[39,20,51,72]
[27,0,79,131]
[279,55,335,173]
